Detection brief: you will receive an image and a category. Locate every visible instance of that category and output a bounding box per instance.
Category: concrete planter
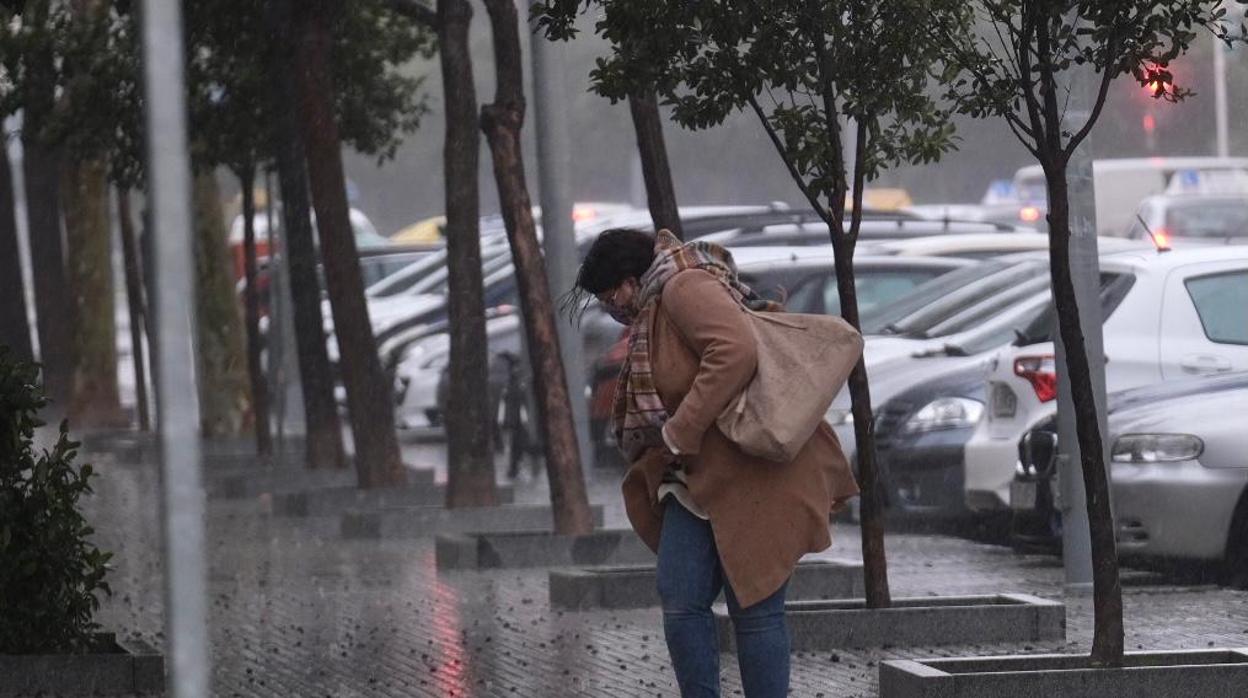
[274,483,512,517]
[880,648,1248,697]
[550,559,864,611]
[341,504,605,539]
[206,466,436,500]
[717,593,1064,652]
[0,633,164,696]
[436,529,654,570]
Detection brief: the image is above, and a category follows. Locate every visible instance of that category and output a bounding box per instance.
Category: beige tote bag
[717,308,864,462]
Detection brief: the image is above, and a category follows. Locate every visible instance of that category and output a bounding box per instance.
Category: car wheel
[1223,495,1248,590]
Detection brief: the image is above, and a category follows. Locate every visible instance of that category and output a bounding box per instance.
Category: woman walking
[567,228,859,697]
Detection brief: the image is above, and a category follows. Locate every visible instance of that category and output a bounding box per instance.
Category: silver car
[1109,372,1248,584]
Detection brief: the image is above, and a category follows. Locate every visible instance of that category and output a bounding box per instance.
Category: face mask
[603,301,637,326]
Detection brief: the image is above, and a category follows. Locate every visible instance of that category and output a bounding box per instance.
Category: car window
[859,259,1013,333]
[1165,200,1248,239]
[1015,273,1136,345]
[881,262,1049,337]
[1184,270,1248,345]
[738,269,819,308]
[369,250,449,297]
[831,269,952,316]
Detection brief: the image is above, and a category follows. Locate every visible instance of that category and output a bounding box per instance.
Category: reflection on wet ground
[79,437,1248,697]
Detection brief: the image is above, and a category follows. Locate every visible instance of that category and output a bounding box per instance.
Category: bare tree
[480,0,594,532]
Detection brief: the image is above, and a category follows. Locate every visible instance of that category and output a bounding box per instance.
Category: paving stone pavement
[75,442,1248,698]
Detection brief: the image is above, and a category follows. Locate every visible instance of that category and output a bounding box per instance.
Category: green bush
[0,348,112,654]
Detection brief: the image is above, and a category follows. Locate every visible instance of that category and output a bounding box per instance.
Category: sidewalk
[81,443,1248,697]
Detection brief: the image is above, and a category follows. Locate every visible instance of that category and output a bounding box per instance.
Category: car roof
[730,245,975,272]
[1100,243,1248,270]
[868,233,1149,257]
[1016,157,1248,179]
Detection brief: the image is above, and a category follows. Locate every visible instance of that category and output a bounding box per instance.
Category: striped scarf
[613,229,781,461]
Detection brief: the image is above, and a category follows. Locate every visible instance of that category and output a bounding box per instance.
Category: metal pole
[1214,26,1230,158]
[140,1,209,696]
[529,14,593,468]
[1055,67,1107,594]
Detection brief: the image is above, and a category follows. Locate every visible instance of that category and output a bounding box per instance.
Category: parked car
[1012,157,1248,237]
[228,206,390,281]
[867,232,1146,260]
[1009,373,1248,587]
[585,248,979,459]
[1126,193,1248,249]
[697,218,1032,248]
[964,245,1248,512]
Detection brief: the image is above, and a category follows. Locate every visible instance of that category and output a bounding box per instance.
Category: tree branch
[747,94,832,228]
[1018,7,1047,149]
[847,118,868,249]
[386,0,438,28]
[1065,38,1118,157]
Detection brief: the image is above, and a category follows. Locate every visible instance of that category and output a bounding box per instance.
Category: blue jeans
[656,497,791,697]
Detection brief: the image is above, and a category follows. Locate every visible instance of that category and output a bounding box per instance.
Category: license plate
[1010,480,1037,511]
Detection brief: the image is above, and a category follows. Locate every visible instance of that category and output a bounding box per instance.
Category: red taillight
[1014,355,1057,403]
[1019,206,1042,223]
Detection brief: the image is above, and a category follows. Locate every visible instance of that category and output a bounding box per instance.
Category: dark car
[875,362,992,517]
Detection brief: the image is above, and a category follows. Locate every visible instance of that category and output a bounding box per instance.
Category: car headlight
[1111,434,1204,463]
[826,408,854,426]
[901,397,985,434]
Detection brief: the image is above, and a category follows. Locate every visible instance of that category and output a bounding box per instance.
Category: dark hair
[560,227,655,322]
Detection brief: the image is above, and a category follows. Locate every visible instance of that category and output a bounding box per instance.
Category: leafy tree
[537,0,965,608]
[531,1,685,237]
[0,348,112,654]
[934,0,1246,666]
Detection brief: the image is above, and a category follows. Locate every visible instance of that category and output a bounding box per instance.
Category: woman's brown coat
[621,268,861,608]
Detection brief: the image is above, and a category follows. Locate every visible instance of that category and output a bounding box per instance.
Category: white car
[1126,193,1248,249]
[1109,374,1248,577]
[823,255,1055,453]
[964,245,1248,511]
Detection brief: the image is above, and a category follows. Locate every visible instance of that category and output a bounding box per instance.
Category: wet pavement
[76,435,1248,697]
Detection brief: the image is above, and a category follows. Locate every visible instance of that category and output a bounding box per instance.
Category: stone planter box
[717,593,1064,652]
[551,559,863,611]
[880,648,1248,697]
[341,504,605,539]
[436,529,654,570]
[206,466,435,501]
[0,633,164,696]
[274,482,513,517]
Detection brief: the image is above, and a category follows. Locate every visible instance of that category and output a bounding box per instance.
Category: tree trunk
[264,0,346,471]
[0,137,33,362]
[238,171,273,456]
[439,0,498,506]
[21,120,73,406]
[1046,170,1124,666]
[191,171,252,437]
[293,0,404,488]
[116,188,150,431]
[481,0,593,533]
[627,91,683,239]
[830,238,891,609]
[60,159,124,427]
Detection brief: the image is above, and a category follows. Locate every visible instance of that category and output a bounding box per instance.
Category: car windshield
[414,248,512,296]
[859,259,1047,336]
[1014,273,1136,345]
[1164,199,1248,238]
[368,250,449,297]
[784,266,958,316]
